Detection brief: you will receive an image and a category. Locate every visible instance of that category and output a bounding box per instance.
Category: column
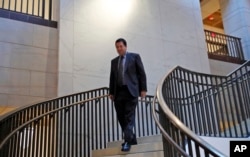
[220,0,250,59]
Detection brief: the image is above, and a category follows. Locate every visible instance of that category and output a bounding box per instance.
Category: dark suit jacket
[109,52,147,98]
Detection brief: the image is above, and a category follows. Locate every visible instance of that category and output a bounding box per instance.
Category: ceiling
[200,0,224,30]
[203,9,224,29]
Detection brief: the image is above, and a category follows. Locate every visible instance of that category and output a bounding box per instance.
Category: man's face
[115,42,127,56]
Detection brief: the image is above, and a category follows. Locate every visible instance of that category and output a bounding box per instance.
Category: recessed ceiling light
[209,16,214,21]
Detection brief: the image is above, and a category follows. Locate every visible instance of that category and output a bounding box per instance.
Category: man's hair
[115,38,127,46]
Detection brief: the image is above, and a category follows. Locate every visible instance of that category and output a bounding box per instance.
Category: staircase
[92,135,163,157]
[0,61,249,157]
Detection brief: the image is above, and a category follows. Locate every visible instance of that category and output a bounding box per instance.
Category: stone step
[103,151,164,157]
[92,142,163,157]
[107,135,162,148]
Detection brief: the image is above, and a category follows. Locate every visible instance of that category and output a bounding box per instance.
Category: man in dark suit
[109,38,147,152]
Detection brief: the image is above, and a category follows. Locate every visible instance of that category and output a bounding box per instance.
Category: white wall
[209,59,240,75]
[58,0,211,96]
[220,0,250,60]
[0,18,58,107]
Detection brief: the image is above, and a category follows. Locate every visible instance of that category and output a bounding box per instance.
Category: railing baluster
[106,95,110,143]
[75,95,78,156]
[41,0,45,18]
[190,73,199,133]
[59,99,62,157]
[103,92,107,148]
[235,75,247,136]
[221,77,233,137]
[145,98,150,135]
[230,75,242,137]
[31,0,34,16]
[38,105,43,157]
[16,113,21,157]
[26,0,29,14]
[82,94,86,156]
[51,101,55,157]
[98,90,103,149]
[14,0,17,11]
[87,93,90,157]
[49,0,52,20]
[95,93,98,150]
[37,0,40,17]
[111,99,115,142]
[79,94,83,157]
[62,98,66,156]
[20,0,23,12]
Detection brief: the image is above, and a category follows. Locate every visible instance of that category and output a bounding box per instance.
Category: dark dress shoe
[121,142,131,152]
[122,140,137,146]
[121,135,137,146]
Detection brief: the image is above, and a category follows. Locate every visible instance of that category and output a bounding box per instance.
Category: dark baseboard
[208,54,246,64]
[0,9,57,28]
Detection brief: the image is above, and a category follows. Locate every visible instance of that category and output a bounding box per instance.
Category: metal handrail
[0,94,108,149]
[152,96,190,157]
[0,87,109,122]
[153,69,226,156]
[0,95,153,149]
[152,60,250,156]
[0,87,159,157]
[175,78,247,106]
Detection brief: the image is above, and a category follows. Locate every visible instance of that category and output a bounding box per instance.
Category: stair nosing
[92,142,163,157]
[107,134,162,148]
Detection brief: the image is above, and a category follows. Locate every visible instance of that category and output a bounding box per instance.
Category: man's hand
[109,95,114,100]
[140,91,147,98]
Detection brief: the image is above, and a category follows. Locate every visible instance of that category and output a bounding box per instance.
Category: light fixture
[102,0,134,17]
[209,16,214,21]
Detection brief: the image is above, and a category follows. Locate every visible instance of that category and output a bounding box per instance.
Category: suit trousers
[114,85,138,143]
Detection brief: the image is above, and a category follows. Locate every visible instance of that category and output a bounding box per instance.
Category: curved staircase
[0,61,249,157]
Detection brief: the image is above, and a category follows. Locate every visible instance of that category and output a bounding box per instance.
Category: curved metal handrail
[0,94,108,149]
[153,70,226,156]
[151,61,250,157]
[0,87,109,122]
[174,60,249,78]
[0,87,159,157]
[0,94,154,149]
[152,96,190,157]
[0,87,110,145]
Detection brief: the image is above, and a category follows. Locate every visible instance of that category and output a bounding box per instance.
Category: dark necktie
[118,56,124,86]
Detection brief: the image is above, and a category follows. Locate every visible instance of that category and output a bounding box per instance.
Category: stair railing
[0,87,159,157]
[0,0,54,20]
[152,60,250,157]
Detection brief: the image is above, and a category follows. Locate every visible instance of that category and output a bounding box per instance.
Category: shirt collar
[123,52,127,58]
[120,52,127,59]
